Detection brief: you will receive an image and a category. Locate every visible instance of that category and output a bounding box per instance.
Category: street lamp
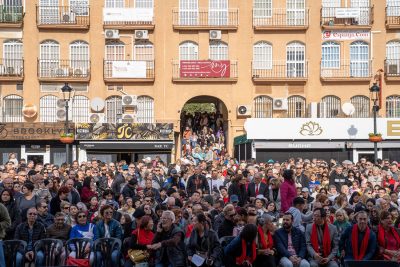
[369,82,380,164]
[61,83,73,165]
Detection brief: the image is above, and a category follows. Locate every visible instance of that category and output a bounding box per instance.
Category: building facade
[0,0,399,163]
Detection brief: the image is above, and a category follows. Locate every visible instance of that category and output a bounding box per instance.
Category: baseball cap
[230,194,239,203]
[170,169,178,175]
[122,165,129,170]
[267,159,274,164]
[302,188,309,193]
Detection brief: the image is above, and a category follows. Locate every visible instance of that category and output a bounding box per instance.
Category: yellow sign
[388,121,400,136]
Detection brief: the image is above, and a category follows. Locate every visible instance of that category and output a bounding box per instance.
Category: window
[209,0,228,26]
[286,41,305,77]
[321,95,341,118]
[69,0,89,15]
[253,96,272,118]
[286,0,305,25]
[137,96,154,123]
[350,95,370,118]
[71,95,89,123]
[179,41,198,60]
[39,40,60,77]
[321,41,340,68]
[40,95,58,122]
[288,96,306,118]
[321,0,340,17]
[134,40,154,69]
[135,0,153,8]
[387,0,400,16]
[70,40,89,75]
[209,41,228,60]
[253,0,272,19]
[386,95,400,118]
[3,94,23,122]
[179,0,198,25]
[3,40,23,75]
[105,96,122,123]
[350,0,370,25]
[105,0,124,8]
[350,41,369,77]
[39,0,59,24]
[386,40,400,76]
[253,41,272,69]
[105,41,125,60]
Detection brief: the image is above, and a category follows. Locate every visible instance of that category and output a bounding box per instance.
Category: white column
[251,142,256,159]
[78,147,87,163]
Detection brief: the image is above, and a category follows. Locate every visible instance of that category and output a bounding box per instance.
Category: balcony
[0,59,23,81]
[37,59,90,82]
[172,60,238,82]
[252,61,308,83]
[172,8,239,30]
[321,7,373,29]
[385,60,400,81]
[104,60,155,82]
[320,60,372,82]
[103,8,154,30]
[36,6,90,29]
[0,5,23,28]
[386,7,400,29]
[253,8,309,30]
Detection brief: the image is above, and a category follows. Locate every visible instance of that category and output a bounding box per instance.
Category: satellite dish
[90,97,105,112]
[342,102,356,116]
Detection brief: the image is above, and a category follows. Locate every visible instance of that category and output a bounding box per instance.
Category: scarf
[257,225,274,249]
[133,228,154,246]
[236,239,256,265]
[310,223,331,257]
[351,224,370,260]
[377,224,400,249]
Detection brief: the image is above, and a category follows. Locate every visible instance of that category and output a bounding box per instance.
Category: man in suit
[247,172,268,202]
[305,208,339,267]
[275,213,310,267]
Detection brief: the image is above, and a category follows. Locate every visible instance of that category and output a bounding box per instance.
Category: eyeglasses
[41,206,48,209]
[144,199,152,202]
[28,213,37,216]
[63,207,70,210]
[78,215,87,218]
[187,206,192,209]
[104,211,113,215]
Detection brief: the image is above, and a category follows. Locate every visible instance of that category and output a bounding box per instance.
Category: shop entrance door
[118,153,133,164]
[27,154,44,165]
[358,153,375,163]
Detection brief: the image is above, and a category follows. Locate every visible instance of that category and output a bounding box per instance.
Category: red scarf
[377,224,400,249]
[310,223,331,258]
[236,239,256,265]
[132,228,154,246]
[257,225,274,249]
[351,224,370,260]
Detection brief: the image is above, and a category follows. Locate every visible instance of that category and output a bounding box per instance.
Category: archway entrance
[179,96,228,160]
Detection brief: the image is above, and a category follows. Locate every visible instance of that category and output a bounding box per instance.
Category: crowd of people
[0,152,400,267]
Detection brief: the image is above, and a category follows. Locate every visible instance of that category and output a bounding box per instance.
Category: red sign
[180,60,231,78]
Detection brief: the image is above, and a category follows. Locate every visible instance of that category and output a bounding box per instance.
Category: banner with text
[112,61,147,78]
[322,30,370,41]
[103,8,153,22]
[180,60,230,78]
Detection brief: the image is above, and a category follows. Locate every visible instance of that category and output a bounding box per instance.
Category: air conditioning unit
[121,114,136,123]
[122,95,137,107]
[105,29,119,39]
[135,30,149,40]
[56,99,71,121]
[273,98,288,110]
[73,68,87,77]
[209,30,222,40]
[62,12,76,23]
[88,113,105,123]
[237,105,252,116]
[318,102,327,118]
[307,102,318,118]
[387,64,398,75]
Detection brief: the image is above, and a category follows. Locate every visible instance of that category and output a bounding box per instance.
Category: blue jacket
[274,226,307,259]
[95,219,123,240]
[339,225,377,260]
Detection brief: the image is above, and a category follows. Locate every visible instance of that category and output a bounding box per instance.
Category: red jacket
[81,186,97,204]
[280,179,297,213]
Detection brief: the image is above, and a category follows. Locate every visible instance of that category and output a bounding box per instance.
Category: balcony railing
[104,60,155,81]
[37,59,90,81]
[0,58,23,80]
[36,6,90,29]
[252,61,308,82]
[103,8,154,29]
[321,7,373,28]
[0,5,23,26]
[172,60,238,81]
[253,8,309,30]
[385,59,400,80]
[320,60,372,81]
[172,8,239,29]
[386,7,400,29]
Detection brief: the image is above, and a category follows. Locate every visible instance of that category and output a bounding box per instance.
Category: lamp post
[61,83,73,165]
[369,83,380,164]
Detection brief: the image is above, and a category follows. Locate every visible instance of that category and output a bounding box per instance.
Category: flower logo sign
[300,121,323,136]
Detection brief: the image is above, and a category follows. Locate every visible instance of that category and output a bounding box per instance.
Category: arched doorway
[179,95,229,159]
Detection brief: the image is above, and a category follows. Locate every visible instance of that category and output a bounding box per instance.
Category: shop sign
[0,123,71,140]
[322,30,370,41]
[180,60,230,78]
[388,121,400,136]
[75,123,174,140]
[335,8,360,18]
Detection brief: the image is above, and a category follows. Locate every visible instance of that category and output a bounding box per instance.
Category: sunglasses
[28,213,37,216]
[78,215,87,218]
[64,207,70,210]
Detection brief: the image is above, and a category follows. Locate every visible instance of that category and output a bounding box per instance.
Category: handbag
[66,256,90,267]
[128,229,149,264]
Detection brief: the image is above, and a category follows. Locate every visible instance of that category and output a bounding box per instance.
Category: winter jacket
[187,174,210,196]
[187,229,222,267]
[228,182,247,207]
[152,224,186,267]
[280,179,297,213]
[14,221,46,252]
[95,219,123,240]
[217,218,235,239]
[339,225,377,260]
[274,226,307,259]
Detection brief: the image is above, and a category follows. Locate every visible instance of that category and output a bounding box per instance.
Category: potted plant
[60,133,74,144]
[368,133,383,142]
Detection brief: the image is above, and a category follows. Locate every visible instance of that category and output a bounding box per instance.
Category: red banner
[180,60,230,78]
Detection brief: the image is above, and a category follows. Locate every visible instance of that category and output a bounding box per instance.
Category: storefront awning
[234,134,251,146]
[80,141,174,150]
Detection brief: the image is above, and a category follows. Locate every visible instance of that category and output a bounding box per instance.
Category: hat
[230,194,239,203]
[301,188,309,193]
[255,194,268,203]
[354,203,367,213]
[170,169,178,175]
[267,159,274,164]
[133,208,146,219]
[122,165,129,170]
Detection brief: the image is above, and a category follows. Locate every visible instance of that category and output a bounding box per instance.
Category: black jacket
[187,229,222,267]
[187,174,210,196]
[152,224,186,267]
[329,171,347,190]
[228,182,247,207]
[3,200,21,240]
[14,221,46,252]
[217,218,235,239]
[247,182,268,199]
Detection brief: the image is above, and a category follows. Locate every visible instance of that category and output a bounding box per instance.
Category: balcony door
[179,41,198,60]
[386,41,400,76]
[387,0,400,16]
[39,40,60,77]
[350,41,369,77]
[105,41,125,78]
[179,0,198,25]
[70,41,89,76]
[105,0,124,8]
[286,0,305,26]
[321,0,340,18]
[350,0,369,25]
[209,0,228,26]
[286,42,305,78]
[134,40,154,70]
[3,40,23,75]
[39,0,59,24]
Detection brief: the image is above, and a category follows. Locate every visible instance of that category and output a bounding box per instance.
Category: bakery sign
[0,123,71,140]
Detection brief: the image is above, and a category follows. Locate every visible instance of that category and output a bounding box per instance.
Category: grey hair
[162,210,176,222]
[258,214,274,226]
